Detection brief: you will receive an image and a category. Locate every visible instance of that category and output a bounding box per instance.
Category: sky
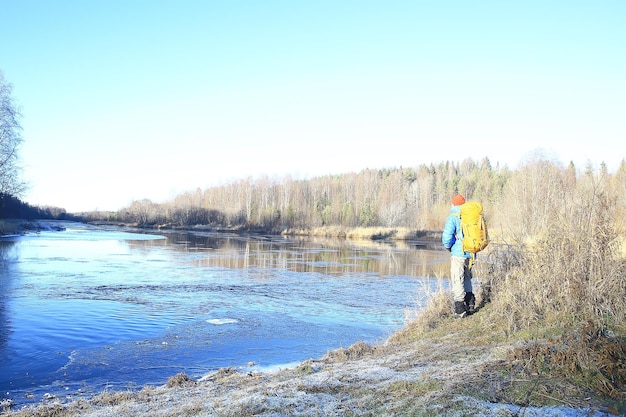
[1,1,624,212]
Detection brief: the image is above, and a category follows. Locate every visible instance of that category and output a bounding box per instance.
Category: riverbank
[0,219,66,236]
[81,217,438,240]
[1,297,619,417]
[1,220,622,416]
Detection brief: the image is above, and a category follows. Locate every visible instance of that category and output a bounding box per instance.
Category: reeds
[481,169,626,403]
[490,177,626,334]
[281,226,419,240]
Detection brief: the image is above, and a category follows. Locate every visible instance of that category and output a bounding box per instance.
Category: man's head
[452,194,465,206]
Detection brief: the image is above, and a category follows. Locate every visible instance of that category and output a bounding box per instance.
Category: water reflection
[1,224,453,407]
[0,240,18,353]
[125,231,450,279]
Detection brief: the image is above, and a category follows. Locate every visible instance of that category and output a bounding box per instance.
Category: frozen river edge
[1,317,609,417]
[0,221,614,416]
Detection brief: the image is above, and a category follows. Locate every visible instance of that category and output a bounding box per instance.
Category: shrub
[490,182,626,334]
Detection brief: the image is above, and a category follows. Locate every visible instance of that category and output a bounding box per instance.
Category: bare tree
[0,71,26,196]
[115,157,523,232]
[127,199,161,226]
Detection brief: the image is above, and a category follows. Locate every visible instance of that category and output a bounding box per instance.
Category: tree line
[0,192,67,220]
[109,154,625,241]
[108,158,505,231]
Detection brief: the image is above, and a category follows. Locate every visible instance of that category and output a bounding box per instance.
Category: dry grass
[468,178,626,411]
[385,174,626,413]
[281,226,420,240]
[0,219,24,235]
[508,322,626,399]
[490,187,626,335]
[0,220,16,235]
[322,340,382,363]
[164,373,196,388]
[91,389,136,407]
[391,282,451,343]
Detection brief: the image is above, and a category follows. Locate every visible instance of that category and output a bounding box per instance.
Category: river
[0,221,449,407]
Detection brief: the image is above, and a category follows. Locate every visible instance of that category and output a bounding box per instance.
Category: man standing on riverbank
[442,194,475,318]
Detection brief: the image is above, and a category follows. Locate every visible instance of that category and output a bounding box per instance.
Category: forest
[72,155,625,244]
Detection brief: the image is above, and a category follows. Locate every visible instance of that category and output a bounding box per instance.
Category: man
[442,194,476,318]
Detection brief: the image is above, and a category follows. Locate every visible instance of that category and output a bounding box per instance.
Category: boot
[464,292,476,315]
[454,301,467,318]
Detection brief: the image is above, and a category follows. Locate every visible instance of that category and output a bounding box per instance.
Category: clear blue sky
[1,1,624,212]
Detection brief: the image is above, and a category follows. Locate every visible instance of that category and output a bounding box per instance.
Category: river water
[0,221,450,406]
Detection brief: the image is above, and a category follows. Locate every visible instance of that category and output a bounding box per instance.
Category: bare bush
[490,170,626,333]
[165,373,196,388]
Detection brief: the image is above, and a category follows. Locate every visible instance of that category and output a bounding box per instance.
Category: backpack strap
[469,253,476,270]
[453,212,463,242]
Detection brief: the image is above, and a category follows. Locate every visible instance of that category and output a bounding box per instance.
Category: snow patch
[206,318,239,326]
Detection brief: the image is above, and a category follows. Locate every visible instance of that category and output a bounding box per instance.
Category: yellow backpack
[458,201,489,265]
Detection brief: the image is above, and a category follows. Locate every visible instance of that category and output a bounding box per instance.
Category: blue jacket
[442,205,470,258]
